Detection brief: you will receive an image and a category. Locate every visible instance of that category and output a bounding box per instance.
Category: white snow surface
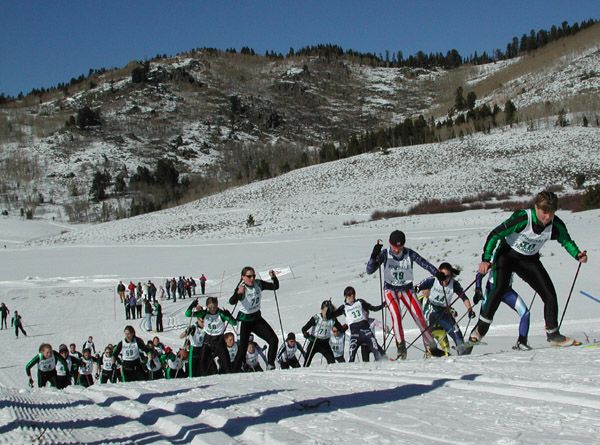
[0,178,599,443]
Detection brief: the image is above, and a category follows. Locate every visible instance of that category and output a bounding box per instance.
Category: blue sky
[1,1,599,96]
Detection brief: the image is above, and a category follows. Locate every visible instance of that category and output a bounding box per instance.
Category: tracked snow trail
[2,343,600,444]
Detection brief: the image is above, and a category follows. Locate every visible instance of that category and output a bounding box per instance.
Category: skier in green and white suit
[26,343,69,388]
[470,191,588,346]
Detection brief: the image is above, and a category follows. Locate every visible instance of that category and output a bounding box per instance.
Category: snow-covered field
[0,195,599,443]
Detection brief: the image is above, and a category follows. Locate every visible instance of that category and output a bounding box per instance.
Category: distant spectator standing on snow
[148,280,157,301]
[124,295,131,320]
[154,301,163,332]
[0,303,9,330]
[143,299,153,331]
[82,336,96,354]
[171,278,177,302]
[158,285,165,300]
[116,281,126,303]
[128,281,136,298]
[128,295,137,320]
[11,310,27,338]
[185,278,192,298]
[200,274,207,295]
[165,278,171,299]
[136,295,143,318]
[177,277,185,300]
[190,277,197,295]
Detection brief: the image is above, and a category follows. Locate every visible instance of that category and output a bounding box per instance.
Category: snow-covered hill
[34,124,600,245]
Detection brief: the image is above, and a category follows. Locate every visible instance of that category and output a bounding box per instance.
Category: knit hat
[389,230,406,246]
[286,332,296,341]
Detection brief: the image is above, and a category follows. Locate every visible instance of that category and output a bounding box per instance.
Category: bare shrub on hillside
[0,151,43,183]
[63,198,90,222]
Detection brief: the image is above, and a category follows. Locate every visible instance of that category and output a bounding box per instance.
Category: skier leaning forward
[470,190,588,347]
[367,230,446,359]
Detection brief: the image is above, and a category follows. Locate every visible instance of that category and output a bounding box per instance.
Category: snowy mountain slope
[34,124,600,245]
[0,205,599,444]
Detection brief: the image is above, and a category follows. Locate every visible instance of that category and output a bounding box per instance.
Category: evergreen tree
[89,170,111,202]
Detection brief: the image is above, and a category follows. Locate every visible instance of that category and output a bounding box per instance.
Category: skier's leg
[516,258,558,334]
[348,333,359,362]
[253,317,279,368]
[304,340,316,367]
[473,254,514,340]
[384,289,404,344]
[233,321,253,372]
[502,289,531,342]
[400,289,434,346]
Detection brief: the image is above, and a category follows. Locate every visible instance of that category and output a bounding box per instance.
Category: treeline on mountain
[1,18,595,101]
[319,89,517,163]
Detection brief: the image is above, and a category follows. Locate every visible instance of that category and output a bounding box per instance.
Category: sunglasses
[344,293,356,297]
[244,274,256,278]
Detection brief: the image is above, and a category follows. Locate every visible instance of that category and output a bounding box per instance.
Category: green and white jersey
[383,250,414,287]
[310,315,335,340]
[101,355,113,372]
[56,356,71,376]
[482,208,580,262]
[245,347,265,368]
[505,209,552,256]
[227,343,238,362]
[121,339,141,361]
[203,312,227,336]
[79,357,94,376]
[329,333,346,358]
[188,325,206,347]
[35,354,57,372]
[146,356,162,372]
[239,283,262,315]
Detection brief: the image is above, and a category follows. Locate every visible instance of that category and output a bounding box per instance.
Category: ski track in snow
[2,345,600,444]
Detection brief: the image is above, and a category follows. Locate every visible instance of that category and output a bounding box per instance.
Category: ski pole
[580,290,600,304]
[528,293,537,312]
[383,307,407,353]
[558,258,584,330]
[273,288,286,345]
[405,277,477,353]
[376,240,387,347]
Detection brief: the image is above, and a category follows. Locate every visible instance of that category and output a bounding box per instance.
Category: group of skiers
[25,190,589,388]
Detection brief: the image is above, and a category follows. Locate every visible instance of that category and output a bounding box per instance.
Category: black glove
[435,271,447,282]
[28,377,34,388]
[188,300,199,310]
[473,289,483,305]
[370,243,383,260]
[468,309,476,319]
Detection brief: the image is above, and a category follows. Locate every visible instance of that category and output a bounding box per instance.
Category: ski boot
[395,341,407,360]
[546,330,577,347]
[512,336,532,351]
[425,345,446,358]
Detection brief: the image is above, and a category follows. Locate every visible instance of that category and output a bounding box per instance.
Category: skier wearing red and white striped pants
[367,230,446,360]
